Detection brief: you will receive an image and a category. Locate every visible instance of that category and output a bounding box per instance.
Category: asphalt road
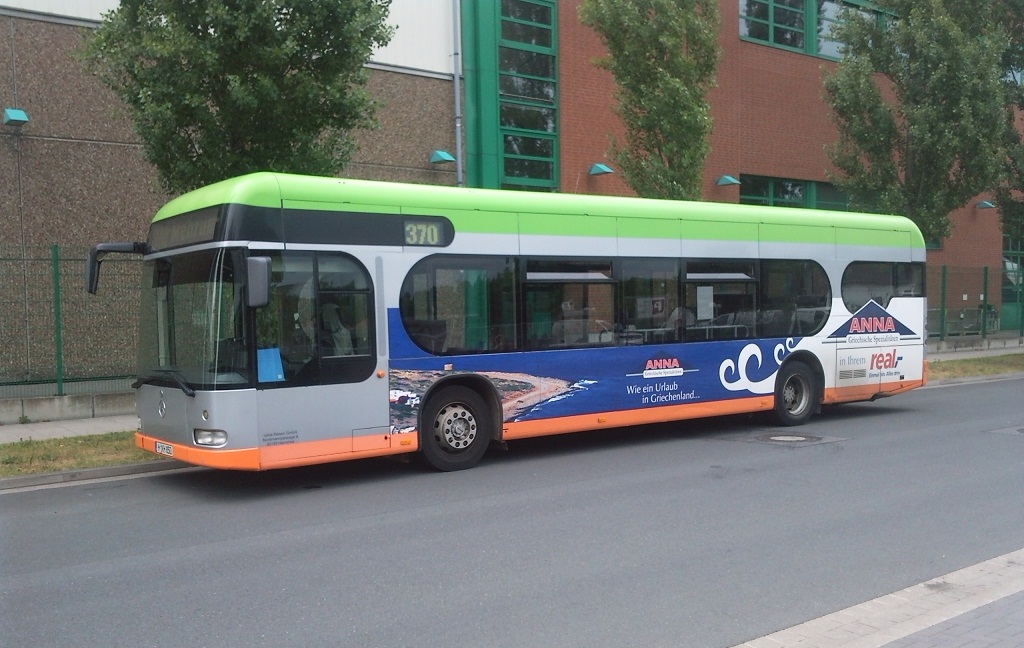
[2,377,1022,648]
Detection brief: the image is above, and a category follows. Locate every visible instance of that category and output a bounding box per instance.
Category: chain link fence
[1,244,141,399]
[927,264,1024,339]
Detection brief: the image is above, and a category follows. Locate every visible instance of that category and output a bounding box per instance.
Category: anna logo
[645,357,680,371]
[829,301,916,341]
[641,354,693,378]
[848,316,896,333]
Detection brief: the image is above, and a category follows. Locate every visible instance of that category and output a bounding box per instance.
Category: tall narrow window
[499,0,557,190]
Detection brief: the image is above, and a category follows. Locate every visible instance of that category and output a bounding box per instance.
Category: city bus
[86,172,927,472]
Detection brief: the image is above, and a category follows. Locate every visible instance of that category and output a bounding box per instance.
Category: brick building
[0,0,1015,391]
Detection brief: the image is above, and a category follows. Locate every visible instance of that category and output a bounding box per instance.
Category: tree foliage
[83,0,393,194]
[579,0,719,200]
[823,0,1007,241]
[994,0,1024,244]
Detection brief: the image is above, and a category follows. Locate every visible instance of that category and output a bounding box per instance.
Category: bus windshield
[137,248,251,391]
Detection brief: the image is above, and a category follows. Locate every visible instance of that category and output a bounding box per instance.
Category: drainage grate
[750,433,844,447]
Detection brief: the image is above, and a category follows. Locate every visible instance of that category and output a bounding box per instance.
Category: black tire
[774,362,817,426]
[419,386,492,471]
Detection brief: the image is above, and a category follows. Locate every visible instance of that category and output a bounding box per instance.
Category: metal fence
[1,244,141,399]
[926,264,1024,339]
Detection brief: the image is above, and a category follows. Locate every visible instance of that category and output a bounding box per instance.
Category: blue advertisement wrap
[387,310,803,432]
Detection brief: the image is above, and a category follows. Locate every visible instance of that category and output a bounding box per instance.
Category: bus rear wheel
[774,362,817,426]
[420,386,491,471]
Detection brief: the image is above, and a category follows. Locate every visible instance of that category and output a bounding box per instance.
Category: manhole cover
[723,433,846,447]
[750,433,840,447]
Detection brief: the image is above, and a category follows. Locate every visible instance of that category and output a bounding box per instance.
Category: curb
[0,459,189,491]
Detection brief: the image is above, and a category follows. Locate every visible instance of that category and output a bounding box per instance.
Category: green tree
[823,0,1007,241]
[83,0,393,194]
[579,0,719,200]
[994,0,1024,244]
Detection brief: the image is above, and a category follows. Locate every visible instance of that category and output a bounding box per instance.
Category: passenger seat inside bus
[322,303,354,356]
[553,307,590,346]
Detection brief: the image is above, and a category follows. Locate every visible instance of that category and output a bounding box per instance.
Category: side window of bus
[254,252,374,385]
[400,255,517,354]
[895,263,925,298]
[842,262,913,313]
[619,258,683,344]
[760,260,831,337]
[684,260,757,341]
[317,255,373,358]
[254,253,316,383]
[523,259,615,350]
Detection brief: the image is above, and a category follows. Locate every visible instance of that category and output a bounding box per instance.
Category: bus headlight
[194,429,228,447]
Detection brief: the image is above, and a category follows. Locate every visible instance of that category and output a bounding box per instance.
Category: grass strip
[928,353,1024,381]
[0,430,159,478]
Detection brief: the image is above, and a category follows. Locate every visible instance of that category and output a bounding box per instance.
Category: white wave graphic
[719,339,797,394]
[541,380,592,404]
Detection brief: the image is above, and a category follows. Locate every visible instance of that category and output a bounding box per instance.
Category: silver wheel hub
[783,377,807,414]
[434,403,478,452]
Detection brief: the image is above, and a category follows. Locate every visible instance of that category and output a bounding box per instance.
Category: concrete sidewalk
[0,414,139,444]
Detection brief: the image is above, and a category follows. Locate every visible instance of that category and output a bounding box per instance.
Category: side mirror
[247,256,272,308]
[85,242,149,294]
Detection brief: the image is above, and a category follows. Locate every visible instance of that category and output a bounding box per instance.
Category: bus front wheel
[774,362,817,426]
[420,386,492,471]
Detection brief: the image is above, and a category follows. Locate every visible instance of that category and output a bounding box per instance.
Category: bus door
[252,251,389,464]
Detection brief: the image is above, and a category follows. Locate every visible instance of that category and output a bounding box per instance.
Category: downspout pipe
[452,0,464,186]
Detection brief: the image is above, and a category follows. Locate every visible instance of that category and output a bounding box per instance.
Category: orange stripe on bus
[259,434,417,470]
[136,432,261,470]
[501,396,773,441]
[823,378,925,404]
[880,379,924,396]
[136,431,419,471]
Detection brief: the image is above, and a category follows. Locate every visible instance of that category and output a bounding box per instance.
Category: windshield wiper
[132,369,196,397]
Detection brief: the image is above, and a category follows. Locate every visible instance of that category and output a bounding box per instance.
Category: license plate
[154,441,174,457]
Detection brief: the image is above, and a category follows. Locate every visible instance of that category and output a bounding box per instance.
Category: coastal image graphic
[389,370,573,433]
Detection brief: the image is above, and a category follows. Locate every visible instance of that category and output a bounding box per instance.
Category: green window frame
[499,0,558,190]
[739,0,885,59]
[739,175,850,210]
[462,0,558,190]
[1004,237,1023,316]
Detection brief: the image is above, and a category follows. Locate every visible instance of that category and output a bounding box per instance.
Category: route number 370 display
[404,220,442,246]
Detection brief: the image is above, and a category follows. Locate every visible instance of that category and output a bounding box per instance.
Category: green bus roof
[153,172,926,249]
